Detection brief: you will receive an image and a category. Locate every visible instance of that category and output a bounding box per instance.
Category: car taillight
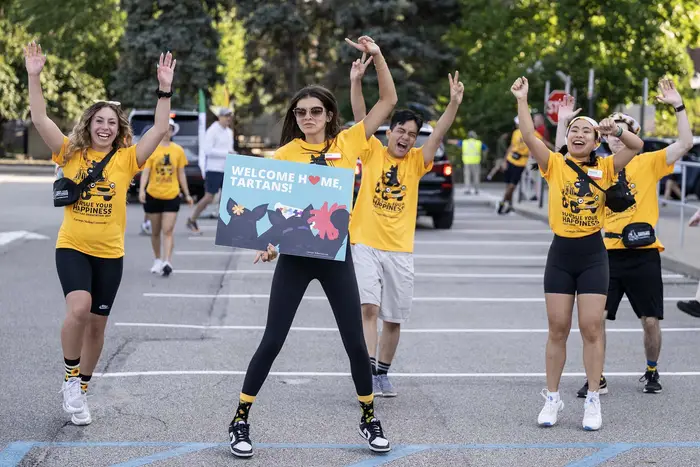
[355,164,361,175]
[443,164,453,177]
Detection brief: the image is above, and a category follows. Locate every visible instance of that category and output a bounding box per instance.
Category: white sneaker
[71,393,92,425]
[61,378,84,414]
[537,389,564,427]
[582,395,602,431]
[141,220,152,235]
[150,259,163,274]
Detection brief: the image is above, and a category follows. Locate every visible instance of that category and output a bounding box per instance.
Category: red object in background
[545,90,567,125]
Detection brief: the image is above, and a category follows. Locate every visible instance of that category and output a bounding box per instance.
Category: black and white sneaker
[358,418,391,453]
[576,376,608,398]
[228,420,253,458]
[640,370,662,394]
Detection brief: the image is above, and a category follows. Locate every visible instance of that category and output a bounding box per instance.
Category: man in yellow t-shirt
[555,79,693,398]
[349,57,464,396]
[139,119,193,276]
[498,116,547,214]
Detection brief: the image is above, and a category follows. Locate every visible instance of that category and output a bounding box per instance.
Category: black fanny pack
[604,222,656,248]
[53,146,117,207]
[564,158,636,213]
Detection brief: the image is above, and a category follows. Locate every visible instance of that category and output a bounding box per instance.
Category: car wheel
[432,209,454,229]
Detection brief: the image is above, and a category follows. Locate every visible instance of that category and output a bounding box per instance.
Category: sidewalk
[455,182,700,280]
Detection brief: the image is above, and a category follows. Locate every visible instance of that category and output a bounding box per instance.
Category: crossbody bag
[53,146,118,207]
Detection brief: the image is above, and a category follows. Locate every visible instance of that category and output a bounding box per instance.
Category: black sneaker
[640,370,662,394]
[677,300,700,318]
[228,420,253,458]
[497,202,505,215]
[358,418,391,453]
[186,218,200,234]
[576,376,609,398]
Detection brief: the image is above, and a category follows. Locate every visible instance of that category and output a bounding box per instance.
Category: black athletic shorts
[144,193,180,213]
[204,171,225,195]
[605,249,663,320]
[504,160,525,185]
[55,248,124,316]
[544,232,609,295]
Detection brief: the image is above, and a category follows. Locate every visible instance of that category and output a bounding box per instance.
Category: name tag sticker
[325,153,341,160]
[587,169,603,180]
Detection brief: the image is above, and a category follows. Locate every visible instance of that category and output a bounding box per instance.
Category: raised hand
[558,94,582,124]
[448,71,464,105]
[350,52,373,82]
[24,41,46,76]
[157,51,177,91]
[511,77,529,100]
[596,117,618,136]
[345,35,381,57]
[656,78,683,108]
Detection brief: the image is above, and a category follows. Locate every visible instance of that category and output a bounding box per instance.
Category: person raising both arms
[24,41,176,426]
[510,76,643,431]
[139,118,194,276]
[348,49,464,397]
[227,35,397,458]
[555,79,693,397]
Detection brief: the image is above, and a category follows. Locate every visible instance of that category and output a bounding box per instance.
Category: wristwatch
[674,104,685,113]
[155,88,173,99]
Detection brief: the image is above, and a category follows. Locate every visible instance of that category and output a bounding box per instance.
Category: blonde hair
[63,102,133,164]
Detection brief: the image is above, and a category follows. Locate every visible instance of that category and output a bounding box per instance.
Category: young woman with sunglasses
[25,41,176,426]
[510,76,643,431]
[227,36,397,458]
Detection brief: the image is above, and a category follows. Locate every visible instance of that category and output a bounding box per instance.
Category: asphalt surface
[2,175,700,467]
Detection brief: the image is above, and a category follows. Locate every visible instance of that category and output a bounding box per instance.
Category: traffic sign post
[545,90,567,125]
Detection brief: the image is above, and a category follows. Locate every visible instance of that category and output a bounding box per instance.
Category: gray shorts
[351,243,414,324]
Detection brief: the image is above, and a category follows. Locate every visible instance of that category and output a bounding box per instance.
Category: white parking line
[93,370,700,378]
[174,251,548,260]
[188,230,551,240]
[169,269,688,281]
[141,292,694,303]
[115,322,700,333]
[186,238,551,245]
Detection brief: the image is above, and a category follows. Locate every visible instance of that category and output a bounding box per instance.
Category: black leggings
[241,247,372,397]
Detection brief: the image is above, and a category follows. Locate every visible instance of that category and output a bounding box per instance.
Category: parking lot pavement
[2,177,700,466]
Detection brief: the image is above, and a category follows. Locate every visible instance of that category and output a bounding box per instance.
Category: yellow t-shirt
[506,129,543,167]
[144,143,188,200]
[603,149,673,251]
[349,136,433,253]
[52,137,142,258]
[541,151,616,238]
[274,120,369,171]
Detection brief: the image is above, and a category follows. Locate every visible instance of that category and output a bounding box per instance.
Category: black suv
[127,109,205,200]
[644,136,700,199]
[353,124,454,229]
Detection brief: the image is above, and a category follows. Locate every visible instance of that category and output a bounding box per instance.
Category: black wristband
[155,88,173,99]
[675,104,685,113]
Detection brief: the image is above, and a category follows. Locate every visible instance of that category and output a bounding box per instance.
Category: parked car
[352,123,455,229]
[127,109,205,200]
[645,136,700,199]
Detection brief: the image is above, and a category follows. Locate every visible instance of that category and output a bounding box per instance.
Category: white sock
[547,391,560,402]
[586,390,599,401]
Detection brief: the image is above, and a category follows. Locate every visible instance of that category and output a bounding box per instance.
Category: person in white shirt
[186,107,233,233]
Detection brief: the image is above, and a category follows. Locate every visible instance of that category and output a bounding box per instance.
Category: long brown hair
[63,102,133,164]
[279,85,341,149]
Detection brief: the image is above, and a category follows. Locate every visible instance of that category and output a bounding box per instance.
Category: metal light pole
[587,68,595,117]
[640,78,648,136]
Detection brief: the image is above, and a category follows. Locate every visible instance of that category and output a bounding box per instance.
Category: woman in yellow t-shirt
[510,77,643,432]
[24,41,176,426]
[139,118,193,276]
[227,36,397,459]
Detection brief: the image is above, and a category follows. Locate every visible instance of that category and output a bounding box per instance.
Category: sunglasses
[293,107,325,118]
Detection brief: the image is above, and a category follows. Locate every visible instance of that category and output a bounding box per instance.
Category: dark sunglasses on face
[293,107,325,118]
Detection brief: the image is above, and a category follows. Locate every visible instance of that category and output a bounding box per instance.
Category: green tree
[8,0,125,87]
[447,0,700,154]
[111,0,221,110]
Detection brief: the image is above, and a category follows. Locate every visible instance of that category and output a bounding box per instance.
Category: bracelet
[675,104,685,113]
[615,125,623,137]
[155,88,173,99]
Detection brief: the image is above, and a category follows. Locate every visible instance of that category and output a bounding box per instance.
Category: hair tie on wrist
[615,125,623,138]
[675,104,685,113]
